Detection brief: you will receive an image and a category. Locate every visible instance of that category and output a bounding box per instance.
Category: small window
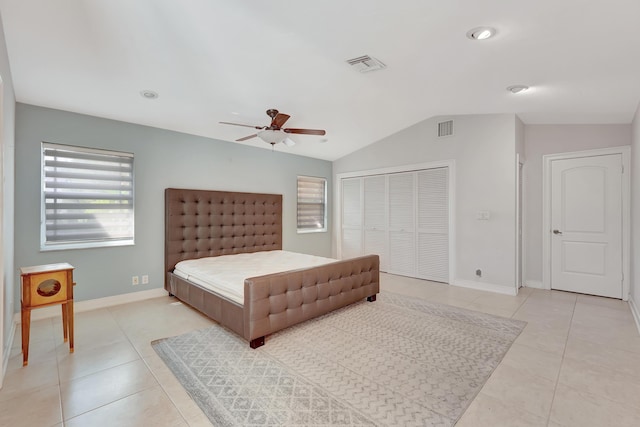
[41,142,134,250]
[297,176,327,233]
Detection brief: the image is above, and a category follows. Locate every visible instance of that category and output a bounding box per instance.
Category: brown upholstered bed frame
[165,188,380,348]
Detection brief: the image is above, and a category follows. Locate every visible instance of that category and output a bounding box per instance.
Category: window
[41,142,134,250]
[297,175,327,233]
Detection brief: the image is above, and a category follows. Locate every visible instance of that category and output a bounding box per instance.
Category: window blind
[42,143,134,248]
[297,176,327,232]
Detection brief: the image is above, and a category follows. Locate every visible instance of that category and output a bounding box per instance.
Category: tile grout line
[50,317,65,427]
[509,287,533,319]
[467,290,562,425]
[511,288,532,317]
[106,302,195,426]
[57,307,161,425]
[544,294,577,427]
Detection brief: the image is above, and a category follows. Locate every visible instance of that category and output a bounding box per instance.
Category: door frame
[335,160,456,283]
[542,146,630,300]
[515,154,524,292]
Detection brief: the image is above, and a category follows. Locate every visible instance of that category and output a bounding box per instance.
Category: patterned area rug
[152,292,526,426]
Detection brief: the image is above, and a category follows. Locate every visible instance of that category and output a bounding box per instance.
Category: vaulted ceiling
[1,0,639,160]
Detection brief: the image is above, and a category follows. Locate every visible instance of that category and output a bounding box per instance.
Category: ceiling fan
[220,109,326,147]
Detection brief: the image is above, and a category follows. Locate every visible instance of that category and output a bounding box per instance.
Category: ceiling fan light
[257,129,286,144]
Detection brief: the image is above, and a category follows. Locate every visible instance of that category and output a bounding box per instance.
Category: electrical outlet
[132,275,139,286]
[142,275,149,284]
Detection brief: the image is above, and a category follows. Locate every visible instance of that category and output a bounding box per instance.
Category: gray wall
[522,124,632,285]
[14,103,332,306]
[334,114,518,291]
[0,11,16,377]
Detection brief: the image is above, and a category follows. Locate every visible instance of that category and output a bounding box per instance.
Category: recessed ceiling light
[140,90,159,99]
[466,27,496,40]
[506,85,530,94]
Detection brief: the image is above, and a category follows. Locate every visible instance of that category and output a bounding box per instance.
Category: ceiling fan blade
[283,128,326,136]
[220,121,263,130]
[283,137,296,147]
[271,113,290,128]
[236,134,257,142]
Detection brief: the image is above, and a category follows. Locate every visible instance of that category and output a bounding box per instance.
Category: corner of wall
[630,297,640,335]
[1,319,15,388]
[453,279,518,296]
[631,100,640,333]
[0,15,17,388]
[525,280,544,289]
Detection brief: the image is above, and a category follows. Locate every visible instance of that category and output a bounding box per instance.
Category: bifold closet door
[340,167,449,281]
[341,178,362,259]
[363,175,387,271]
[416,168,449,282]
[388,172,415,276]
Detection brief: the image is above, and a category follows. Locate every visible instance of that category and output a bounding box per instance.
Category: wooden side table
[20,263,75,366]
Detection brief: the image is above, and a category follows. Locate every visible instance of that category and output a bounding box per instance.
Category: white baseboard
[13,287,169,324]
[453,279,517,296]
[630,297,640,336]
[1,320,16,388]
[525,280,545,289]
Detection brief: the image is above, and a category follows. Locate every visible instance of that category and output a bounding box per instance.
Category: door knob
[553,229,563,235]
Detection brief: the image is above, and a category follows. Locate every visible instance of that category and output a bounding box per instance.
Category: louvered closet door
[388,172,415,276]
[364,175,387,271]
[341,178,363,259]
[416,168,449,282]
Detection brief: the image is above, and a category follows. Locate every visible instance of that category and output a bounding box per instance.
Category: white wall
[515,117,525,159]
[523,125,632,286]
[0,11,16,385]
[14,104,332,306]
[334,114,518,293]
[631,103,640,328]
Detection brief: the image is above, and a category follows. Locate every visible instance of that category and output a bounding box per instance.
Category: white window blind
[297,176,327,233]
[42,142,134,250]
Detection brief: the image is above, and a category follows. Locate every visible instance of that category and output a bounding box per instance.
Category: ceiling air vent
[346,55,386,73]
[438,120,454,137]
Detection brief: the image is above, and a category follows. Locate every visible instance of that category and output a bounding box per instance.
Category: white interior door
[550,154,623,298]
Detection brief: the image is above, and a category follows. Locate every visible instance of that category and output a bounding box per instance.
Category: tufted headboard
[164,188,283,289]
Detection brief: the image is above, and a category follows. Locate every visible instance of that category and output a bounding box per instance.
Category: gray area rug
[152,292,526,426]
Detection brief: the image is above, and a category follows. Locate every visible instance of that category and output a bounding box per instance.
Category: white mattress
[173,250,337,305]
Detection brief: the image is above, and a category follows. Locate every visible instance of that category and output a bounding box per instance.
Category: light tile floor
[1,273,639,426]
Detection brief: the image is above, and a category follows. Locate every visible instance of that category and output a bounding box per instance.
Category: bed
[165,188,380,348]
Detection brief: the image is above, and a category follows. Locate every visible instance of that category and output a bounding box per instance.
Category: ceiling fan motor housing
[219,108,326,144]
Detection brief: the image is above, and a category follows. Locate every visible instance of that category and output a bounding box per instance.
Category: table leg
[21,308,31,366]
[62,303,68,342]
[67,300,74,353]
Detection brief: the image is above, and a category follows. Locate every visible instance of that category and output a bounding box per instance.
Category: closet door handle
[553,229,563,235]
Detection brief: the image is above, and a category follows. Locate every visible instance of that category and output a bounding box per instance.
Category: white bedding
[173,250,337,305]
